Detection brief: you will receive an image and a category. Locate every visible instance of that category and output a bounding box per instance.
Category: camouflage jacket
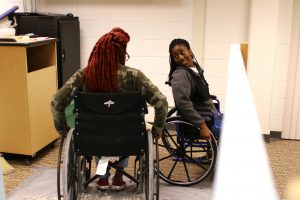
[50,64,168,135]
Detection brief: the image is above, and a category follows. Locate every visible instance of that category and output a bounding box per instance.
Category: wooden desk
[0,39,59,156]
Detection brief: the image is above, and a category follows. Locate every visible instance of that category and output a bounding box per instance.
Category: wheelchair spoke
[159,154,173,162]
[185,149,206,153]
[163,128,180,149]
[167,159,179,179]
[157,143,167,148]
[182,158,191,182]
[184,154,208,171]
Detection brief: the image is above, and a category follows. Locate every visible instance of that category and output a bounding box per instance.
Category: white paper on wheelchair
[96,156,119,175]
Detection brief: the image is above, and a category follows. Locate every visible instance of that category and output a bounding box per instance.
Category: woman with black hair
[168,38,217,140]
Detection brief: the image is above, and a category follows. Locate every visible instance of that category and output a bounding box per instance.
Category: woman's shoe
[111,172,126,190]
[96,178,109,190]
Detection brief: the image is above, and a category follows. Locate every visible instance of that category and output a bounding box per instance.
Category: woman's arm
[50,69,84,135]
[172,69,211,140]
[136,70,168,136]
[171,69,205,127]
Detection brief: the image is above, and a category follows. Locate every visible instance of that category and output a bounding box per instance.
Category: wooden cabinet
[0,39,58,156]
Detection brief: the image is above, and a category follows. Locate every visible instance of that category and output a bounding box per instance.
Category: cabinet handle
[62,49,66,62]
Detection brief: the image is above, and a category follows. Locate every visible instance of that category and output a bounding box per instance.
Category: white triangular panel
[212,44,278,200]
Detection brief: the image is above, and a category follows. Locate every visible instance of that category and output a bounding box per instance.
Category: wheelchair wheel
[136,150,149,200]
[77,155,92,190]
[137,130,158,200]
[146,130,154,200]
[158,117,218,186]
[62,129,82,200]
[153,137,160,200]
[57,134,66,200]
[147,130,160,200]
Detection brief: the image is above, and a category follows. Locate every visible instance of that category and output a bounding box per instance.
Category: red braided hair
[83,27,130,92]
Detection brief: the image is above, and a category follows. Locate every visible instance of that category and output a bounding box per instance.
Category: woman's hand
[152,126,163,139]
[59,126,70,137]
[199,122,211,140]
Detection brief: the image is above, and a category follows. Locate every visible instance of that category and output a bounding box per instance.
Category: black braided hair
[84,27,130,92]
[168,38,201,82]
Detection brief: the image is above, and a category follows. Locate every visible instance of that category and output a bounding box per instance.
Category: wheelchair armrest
[166,115,197,128]
[167,107,177,117]
[166,111,214,127]
[211,95,222,115]
[167,107,214,121]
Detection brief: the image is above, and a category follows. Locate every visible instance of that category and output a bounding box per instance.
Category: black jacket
[171,65,214,127]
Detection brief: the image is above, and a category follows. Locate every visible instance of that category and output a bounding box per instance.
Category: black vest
[176,66,211,103]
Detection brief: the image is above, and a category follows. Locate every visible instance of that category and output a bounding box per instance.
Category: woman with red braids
[51,27,168,190]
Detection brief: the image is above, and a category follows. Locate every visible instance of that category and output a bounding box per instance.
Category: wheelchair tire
[138,130,159,200]
[136,153,145,198]
[148,129,160,200]
[57,134,66,200]
[158,117,218,186]
[146,130,154,200]
[137,150,149,200]
[153,136,160,200]
[62,129,81,200]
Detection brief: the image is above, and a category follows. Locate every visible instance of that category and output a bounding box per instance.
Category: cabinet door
[58,20,80,87]
[27,66,58,153]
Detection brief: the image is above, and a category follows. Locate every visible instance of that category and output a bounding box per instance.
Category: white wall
[203,0,293,134]
[37,0,196,122]
[36,0,196,108]
[247,0,293,134]
[0,0,32,13]
[192,0,206,65]
[1,0,295,134]
[203,0,250,113]
[247,0,280,135]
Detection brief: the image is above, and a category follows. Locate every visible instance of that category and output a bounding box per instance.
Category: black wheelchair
[57,90,160,200]
[156,95,222,186]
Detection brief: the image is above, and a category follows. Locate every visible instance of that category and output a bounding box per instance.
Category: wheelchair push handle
[165,81,171,86]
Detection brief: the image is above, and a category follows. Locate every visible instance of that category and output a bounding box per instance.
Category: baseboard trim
[270,131,282,139]
[263,131,282,143]
[263,134,270,143]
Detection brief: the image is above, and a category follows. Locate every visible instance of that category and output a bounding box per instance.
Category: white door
[282,0,300,140]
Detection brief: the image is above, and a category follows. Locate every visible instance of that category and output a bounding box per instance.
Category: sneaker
[111,175,126,190]
[96,178,109,190]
